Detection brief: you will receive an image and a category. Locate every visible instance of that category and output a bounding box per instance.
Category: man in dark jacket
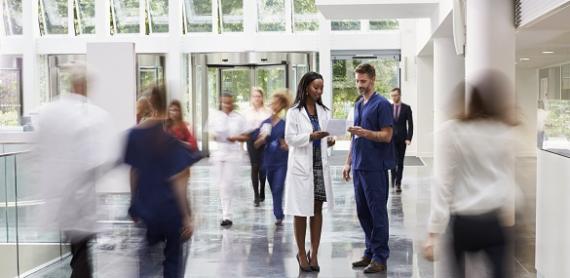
[390,88,413,193]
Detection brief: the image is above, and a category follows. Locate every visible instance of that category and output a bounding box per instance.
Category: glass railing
[0,149,70,278]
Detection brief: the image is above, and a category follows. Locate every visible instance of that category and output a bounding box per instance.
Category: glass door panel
[220,67,252,112]
[255,65,287,96]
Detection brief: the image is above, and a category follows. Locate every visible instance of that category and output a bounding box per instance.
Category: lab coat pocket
[291,150,310,176]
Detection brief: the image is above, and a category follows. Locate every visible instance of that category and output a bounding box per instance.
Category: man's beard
[358,87,367,95]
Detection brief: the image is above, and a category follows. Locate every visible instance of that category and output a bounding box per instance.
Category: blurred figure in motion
[424,71,518,278]
[245,87,271,207]
[124,86,200,278]
[136,96,152,124]
[209,92,249,227]
[35,67,114,278]
[254,90,291,225]
[167,100,198,151]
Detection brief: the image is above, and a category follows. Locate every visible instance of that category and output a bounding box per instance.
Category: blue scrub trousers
[266,165,286,220]
[139,215,184,278]
[354,170,390,264]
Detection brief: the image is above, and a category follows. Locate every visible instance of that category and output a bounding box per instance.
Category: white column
[416,55,434,157]
[166,0,183,105]
[318,13,332,109]
[465,0,515,85]
[433,37,464,128]
[22,0,39,115]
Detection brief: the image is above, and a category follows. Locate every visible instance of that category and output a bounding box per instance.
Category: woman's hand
[279,138,288,151]
[180,216,194,241]
[422,233,438,261]
[310,131,330,141]
[327,137,336,147]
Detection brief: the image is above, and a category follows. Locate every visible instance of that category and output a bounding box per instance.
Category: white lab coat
[284,105,334,217]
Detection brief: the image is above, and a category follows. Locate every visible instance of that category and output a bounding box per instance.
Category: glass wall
[38,55,86,105]
[332,56,400,120]
[147,0,169,33]
[369,20,399,31]
[137,54,165,98]
[1,0,23,35]
[0,65,22,127]
[538,63,570,157]
[332,20,400,32]
[111,0,140,34]
[292,0,319,32]
[220,0,243,32]
[75,0,96,34]
[183,0,212,33]
[257,0,286,32]
[39,0,69,35]
[331,20,360,31]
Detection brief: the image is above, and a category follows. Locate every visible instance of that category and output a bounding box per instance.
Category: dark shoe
[275,219,283,226]
[296,253,312,272]
[352,256,371,268]
[363,260,387,273]
[220,219,233,227]
[307,251,320,272]
[396,185,402,193]
[254,199,260,207]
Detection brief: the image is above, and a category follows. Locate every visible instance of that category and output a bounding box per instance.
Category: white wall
[399,19,419,156]
[536,150,570,277]
[416,55,434,157]
[515,67,539,156]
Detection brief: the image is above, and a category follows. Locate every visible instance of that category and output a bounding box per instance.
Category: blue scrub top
[352,93,395,171]
[124,122,201,226]
[257,117,288,168]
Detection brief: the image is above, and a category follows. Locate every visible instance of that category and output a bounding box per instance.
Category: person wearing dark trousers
[389,88,413,193]
[343,64,395,274]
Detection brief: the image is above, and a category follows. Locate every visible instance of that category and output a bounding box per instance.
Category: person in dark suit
[390,88,413,193]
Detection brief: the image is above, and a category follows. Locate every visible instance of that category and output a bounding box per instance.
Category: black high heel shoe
[307,251,320,272]
[296,253,312,272]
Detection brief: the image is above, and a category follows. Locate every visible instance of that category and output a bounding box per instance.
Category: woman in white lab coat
[284,71,335,272]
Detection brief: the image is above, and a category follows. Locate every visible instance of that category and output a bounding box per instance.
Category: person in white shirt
[244,87,271,207]
[209,92,249,227]
[34,67,115,278]
[423,71,519,278]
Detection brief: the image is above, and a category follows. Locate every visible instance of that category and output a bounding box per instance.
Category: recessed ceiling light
[520,58,531,61]
[542,51,555,54]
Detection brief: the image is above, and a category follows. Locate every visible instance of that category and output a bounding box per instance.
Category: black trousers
[390,140,407,186]
[67,233,94,278]
[451,211,507,278]
[246,139,266,200]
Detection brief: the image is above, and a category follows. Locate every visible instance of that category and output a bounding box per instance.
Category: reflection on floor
[28,156,537,278]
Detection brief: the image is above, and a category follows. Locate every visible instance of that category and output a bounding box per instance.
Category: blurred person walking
[284,72,335,273]
[209,92,249,227]
[343,63,395,274]
[35,67,114,278]
[136,96,152,124]
[253,90,291,225]
[390,87,413,193]
[245,87,271,207]
[167,100,198,151]
[125,86,200,278]
[423,71,518,278]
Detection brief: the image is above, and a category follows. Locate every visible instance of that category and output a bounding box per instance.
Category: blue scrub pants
[140,216,184,278]
[354,170,390,264]
[266,165,286,220]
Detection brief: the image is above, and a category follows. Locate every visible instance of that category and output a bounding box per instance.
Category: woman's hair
[149,85,167,115]
[251,87,265,106]
[293,71,328,110]
[271,90,292,112]
[457,71,518,126]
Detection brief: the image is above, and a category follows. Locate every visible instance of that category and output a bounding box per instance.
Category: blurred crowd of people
[32,63,519,277]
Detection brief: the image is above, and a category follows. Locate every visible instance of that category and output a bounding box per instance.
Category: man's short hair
[354,63,376,79]
[391,88,401,95]
[221,91,234,98]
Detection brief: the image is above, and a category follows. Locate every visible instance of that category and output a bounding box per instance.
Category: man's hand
[342,164,351,182]
[347,126,370,138]
[405,140,411,145]
[327,137,336,147]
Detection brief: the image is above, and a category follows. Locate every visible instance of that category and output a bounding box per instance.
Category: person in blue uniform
[124,86,201,278]
[343,63,394,274]
[254,90,292,226]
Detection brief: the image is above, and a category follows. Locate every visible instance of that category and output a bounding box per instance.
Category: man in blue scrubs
[343,63,394,273]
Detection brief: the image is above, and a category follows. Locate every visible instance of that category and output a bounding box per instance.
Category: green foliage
[0,110,20,126]
[369,20,399,30]
[332,59,399,119]
[331,20,360,31]
[545,100,570,139]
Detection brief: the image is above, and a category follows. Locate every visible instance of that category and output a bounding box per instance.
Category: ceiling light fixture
[520,58,530,61]
[542,51,555,54]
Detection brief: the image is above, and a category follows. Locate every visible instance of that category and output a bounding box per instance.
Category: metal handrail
[0,150,30,158]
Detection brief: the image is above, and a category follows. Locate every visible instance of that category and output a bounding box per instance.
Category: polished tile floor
[29,155,537,278]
